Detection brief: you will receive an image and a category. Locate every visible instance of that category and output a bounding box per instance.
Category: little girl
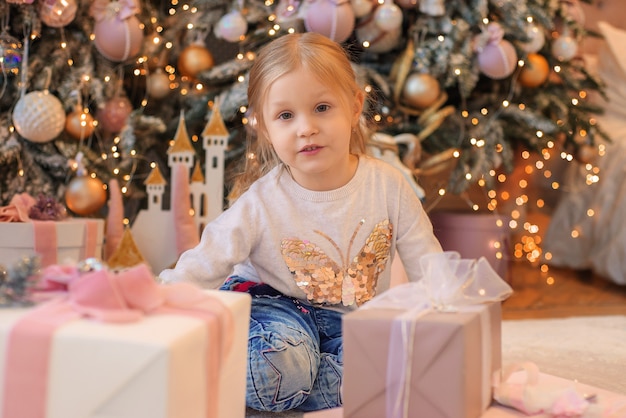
[159,32,442,412]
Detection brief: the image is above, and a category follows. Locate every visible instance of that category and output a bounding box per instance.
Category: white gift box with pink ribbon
[0,264,251,418]
[0,219,104,268]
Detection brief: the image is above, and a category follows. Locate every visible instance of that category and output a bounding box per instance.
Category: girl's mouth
[300,145,322,153]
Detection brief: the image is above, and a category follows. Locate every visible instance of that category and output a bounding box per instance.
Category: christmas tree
[0,0,605,224]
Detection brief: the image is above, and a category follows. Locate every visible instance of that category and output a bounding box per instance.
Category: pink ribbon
[82,218,100,259]
[2,263,233,418]
[90,0,140,21]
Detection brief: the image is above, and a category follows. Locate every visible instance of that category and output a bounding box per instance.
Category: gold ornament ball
[147,69,172,99]
[519,53,550,88]
[65,109,95,140]
[177,44,214,78]
[401,73,441,109]
[65,176,107,215]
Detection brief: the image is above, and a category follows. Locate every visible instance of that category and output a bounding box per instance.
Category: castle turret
[201,100,229,222]
[167,111,196,171]
[144,165,167,211]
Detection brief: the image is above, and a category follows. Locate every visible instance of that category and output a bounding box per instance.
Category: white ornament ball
[552,35,578,62]
[374,2,403,32]
[94,14,144,62]
[39,0,78,28]
[146,69,171,99]
[13,90,66,143]
[351,0,373,17]
[477,39,518,80]
[214,10,248,43]
[305,0,356,43]
[521,23,545,54]
[355,17,401,53]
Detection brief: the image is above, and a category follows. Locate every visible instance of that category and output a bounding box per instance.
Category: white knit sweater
[159,155,442,313]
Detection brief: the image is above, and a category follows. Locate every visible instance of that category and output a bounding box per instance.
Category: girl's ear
[352,90,365,127]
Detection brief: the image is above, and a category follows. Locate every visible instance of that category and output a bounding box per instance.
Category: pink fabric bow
[0,193,36,222]
[90,0,140,21]
[2,263,233,418]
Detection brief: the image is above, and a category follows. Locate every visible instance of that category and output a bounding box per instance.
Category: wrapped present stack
[0,261,251,418]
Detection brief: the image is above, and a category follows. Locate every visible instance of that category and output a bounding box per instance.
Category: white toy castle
[131,104,229,273]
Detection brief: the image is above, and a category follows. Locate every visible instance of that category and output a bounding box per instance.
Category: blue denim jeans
[220,277,343,412]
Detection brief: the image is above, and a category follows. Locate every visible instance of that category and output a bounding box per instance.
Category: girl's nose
[297,116,318,137]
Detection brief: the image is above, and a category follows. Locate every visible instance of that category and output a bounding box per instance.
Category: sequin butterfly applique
[281,219,393,307]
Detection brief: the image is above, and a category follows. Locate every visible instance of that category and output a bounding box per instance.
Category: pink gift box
[343,302,502,418]
[429,212,510,280]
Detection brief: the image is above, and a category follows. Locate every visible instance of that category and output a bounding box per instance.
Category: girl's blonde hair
[228,32,369,203]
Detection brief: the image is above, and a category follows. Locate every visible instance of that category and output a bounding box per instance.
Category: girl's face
[262,67,363,191]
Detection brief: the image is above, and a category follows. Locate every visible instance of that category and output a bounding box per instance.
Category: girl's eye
[316,104,330,112]
[278,112,293,120]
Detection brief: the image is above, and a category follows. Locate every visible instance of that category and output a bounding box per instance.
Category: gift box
[344,302,502,418]
[0,219,104,268]
[429,212,510,281]
[343,252,512,418]
[0,271,251,418]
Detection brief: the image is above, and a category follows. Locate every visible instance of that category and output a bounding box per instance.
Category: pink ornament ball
[305,0,356,43]
[97,96,133,133]
[94,14,144,62]
[477,39,518,80]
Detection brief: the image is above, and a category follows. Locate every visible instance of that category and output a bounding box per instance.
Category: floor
[502,257,626,319]
[502,211,626,319]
